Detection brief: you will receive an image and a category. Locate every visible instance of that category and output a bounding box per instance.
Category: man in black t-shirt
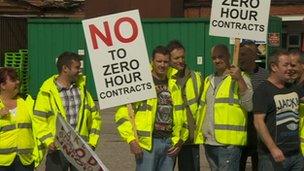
[253,50,304,171]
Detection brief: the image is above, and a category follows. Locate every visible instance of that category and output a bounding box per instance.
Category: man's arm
[254,113,285,162]
[33,91,55,150]
[115,104,143,159]
[229,66,253,111]
[86,91,101,148]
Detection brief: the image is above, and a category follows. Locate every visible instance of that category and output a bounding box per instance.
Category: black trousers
[0,156,34,171]
[177,144,200,171]
[46,150,78,171]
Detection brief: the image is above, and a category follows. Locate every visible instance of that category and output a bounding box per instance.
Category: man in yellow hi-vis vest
[166,40,203,171]
[33,52,101,171]
[199,44,253,171]
[115,46,188,171]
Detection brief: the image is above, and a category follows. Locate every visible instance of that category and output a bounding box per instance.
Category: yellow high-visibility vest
[115,77,188,150]
[33,75,101,149]
[0,97,35,166]
[200,75,247,146]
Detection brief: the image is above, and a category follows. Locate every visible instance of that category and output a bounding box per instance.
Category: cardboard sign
[56,115,109,171]
[209,0,271,41]
[82,10,156,109]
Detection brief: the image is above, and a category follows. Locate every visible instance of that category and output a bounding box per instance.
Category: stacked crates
[4,49,29,95]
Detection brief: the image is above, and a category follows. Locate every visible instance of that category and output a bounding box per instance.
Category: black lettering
[250,0,259,8]
[222,0,229,6]
[231,0,238,6]
[230,9,239,19]
[259,25,265,32]
[111,63,120,74]
[236,22,242,29]
[221,8,229,18]
[239,10,249,20]
[117,48,127,59]
[133,72,142,82]
[120,61,130,72]
[146,82,152,89]
[212,20,218,27]
[135,84,142,91]
[247,24,254,30]
[100,92,106,99]
[103,65,111,76]
[130,59,139,70]
[114,75,123,85]
[129,86,136,93]
[249,10,257,21]
[240,0,249,7]
[242,23,248,30]
[123,73,133,84]
[104,77,114,88]
[108,50,116,60]
[123,87,129,94]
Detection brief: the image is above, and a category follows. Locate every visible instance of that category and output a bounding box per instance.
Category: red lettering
[114,17,138,43]
[89,22,113,49]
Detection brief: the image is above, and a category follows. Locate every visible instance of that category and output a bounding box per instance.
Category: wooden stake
[127,104,138,141]
[233,38,241,66]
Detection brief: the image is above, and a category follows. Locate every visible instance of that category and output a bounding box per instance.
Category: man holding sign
[33,52,101,170]
[115,46,188,171]
[198,44,253,170]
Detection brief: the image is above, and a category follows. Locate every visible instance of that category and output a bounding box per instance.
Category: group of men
[116,40,304,171]
[26,40,304,171]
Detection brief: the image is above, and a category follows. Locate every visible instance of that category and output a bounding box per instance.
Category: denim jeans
[136,137,175,171]
[177,144,200,171]
[258,153,304,171]
[204,144,242,171]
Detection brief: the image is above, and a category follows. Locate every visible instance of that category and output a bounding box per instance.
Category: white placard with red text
[82,10,156,109]
[209,0,271,41]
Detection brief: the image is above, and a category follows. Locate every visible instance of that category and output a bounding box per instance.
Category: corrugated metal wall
[0,17,27,66]
[28,17,282,98]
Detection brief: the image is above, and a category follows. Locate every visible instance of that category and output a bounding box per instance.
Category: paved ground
[37,107,252,171]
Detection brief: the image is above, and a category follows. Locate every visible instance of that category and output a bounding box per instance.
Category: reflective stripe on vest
[174,105,184,111]
[187,98,198,106]
[137,103,152,112]
[116,118,128,126]
[90,128,100,135]
[137,130,150,137]
[214,98,239,105]
[0,123,32,132]
[214,124,246,131]
[84,105,97,112]
[34,110,54,118]
[39,133,52,142]
[301,137,304,143]
[191,71,199,100]
[0,147,33,154]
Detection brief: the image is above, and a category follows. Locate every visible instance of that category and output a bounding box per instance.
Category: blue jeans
[177,144,200,171]
[46,150,78,171]
[258,153,304,171]
[204,144,242,171]
[136,138,175,171]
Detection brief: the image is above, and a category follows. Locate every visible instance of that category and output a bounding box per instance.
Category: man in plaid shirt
[33,52,101,171]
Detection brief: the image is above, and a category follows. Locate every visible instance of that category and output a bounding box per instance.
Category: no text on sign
[209,0,271,41]
[82,10,156,109]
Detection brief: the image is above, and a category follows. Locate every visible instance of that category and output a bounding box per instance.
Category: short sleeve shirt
[253,80,304,156]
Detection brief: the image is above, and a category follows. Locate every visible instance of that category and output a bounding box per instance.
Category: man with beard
[33,52,101,171]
